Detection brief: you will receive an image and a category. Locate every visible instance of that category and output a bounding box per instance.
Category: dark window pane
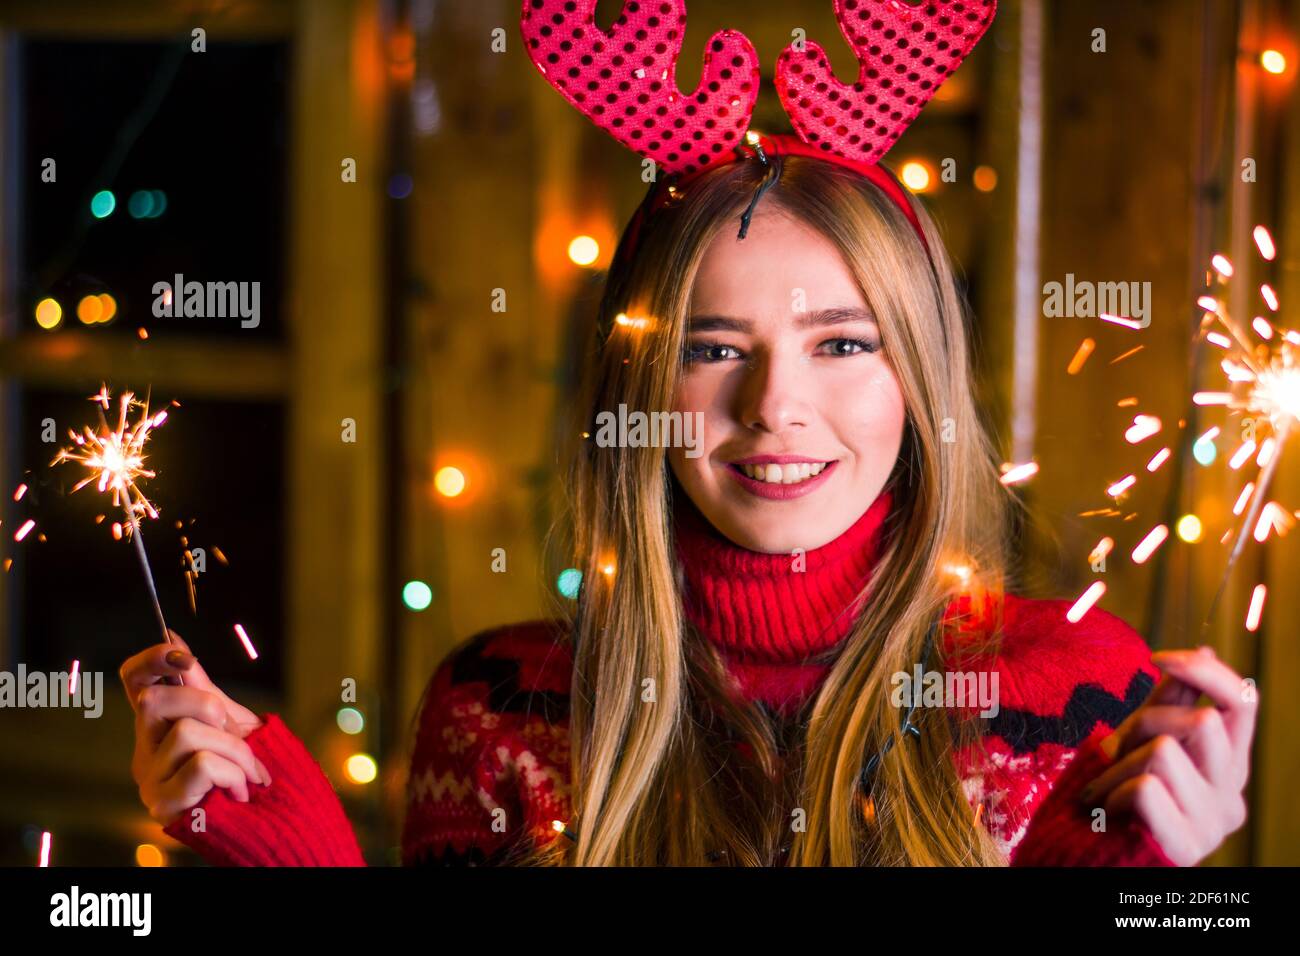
[19,39,288,340]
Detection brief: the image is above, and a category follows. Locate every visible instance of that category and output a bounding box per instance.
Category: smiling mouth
[731,461,831,485]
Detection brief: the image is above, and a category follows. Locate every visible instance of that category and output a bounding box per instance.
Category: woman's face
[668,206,907,554]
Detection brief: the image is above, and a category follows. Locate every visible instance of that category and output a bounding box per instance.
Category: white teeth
[739,462,829,484]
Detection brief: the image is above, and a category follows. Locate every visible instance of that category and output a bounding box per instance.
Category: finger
[1104,773,1197,866]
[1151,648,1259,753]
[1142,670,1201,709]
[155,717,267,788]
[134,684,234,749]
[119,644,192,700]
[1083,734,1214,817]
[120,642,221,702]
[148,751,250,825]
[1113,705,1233,786]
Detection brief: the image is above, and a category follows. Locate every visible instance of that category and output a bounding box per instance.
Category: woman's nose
[735,351,812,434]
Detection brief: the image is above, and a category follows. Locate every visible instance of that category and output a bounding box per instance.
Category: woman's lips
[725,460,838,500]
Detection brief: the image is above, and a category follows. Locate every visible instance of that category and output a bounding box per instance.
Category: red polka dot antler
[520,0,762,176]
[775,0,998,165]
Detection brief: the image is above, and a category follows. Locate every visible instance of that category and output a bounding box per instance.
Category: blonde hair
[539,154,1015,865]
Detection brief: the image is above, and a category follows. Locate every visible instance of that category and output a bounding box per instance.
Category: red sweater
[163,490,1175,866]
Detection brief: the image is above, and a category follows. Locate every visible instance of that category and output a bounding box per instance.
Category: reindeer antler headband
[522,0,997,256]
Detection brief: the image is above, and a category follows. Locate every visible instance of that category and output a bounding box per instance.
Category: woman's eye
[818,337,881,356]
[684,342,742,364]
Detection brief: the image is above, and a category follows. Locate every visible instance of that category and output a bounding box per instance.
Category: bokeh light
[1261,49,1287,74]
[90,189,116,218]
[336,707,365,735]
[434,465,466,497]
[402,579,433,611]
[900,161,933,192]
[567,235,600,267]
[135,843,165,867]
[344,753,378,784]
[76,295,103,325]
[1176,514,1203,543]
[557,568,582,600]
[34,297,62,330]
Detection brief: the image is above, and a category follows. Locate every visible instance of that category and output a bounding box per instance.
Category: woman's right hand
[119,630,272,827]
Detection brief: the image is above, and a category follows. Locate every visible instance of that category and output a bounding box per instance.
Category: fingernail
[164,650,193,669]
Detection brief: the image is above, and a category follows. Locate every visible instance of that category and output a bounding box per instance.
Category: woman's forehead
[689,209,867,318]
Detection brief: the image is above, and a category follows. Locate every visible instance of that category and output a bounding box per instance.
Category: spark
[39,831,51,867]
[1246,584,1267,632]
[234,623,259,660]
[1067,338,1095,375]
[14,519,35,542]
[999,461,1038,485]
[1131,524,1168,564]
[1067,581,1106,623]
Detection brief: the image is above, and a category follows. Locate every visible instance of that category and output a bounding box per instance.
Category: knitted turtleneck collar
[673,487,895,713]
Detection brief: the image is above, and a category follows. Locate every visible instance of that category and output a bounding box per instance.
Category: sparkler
[1073,226,1299,634]
[51,386,181,679]
[1181,229,1299,630]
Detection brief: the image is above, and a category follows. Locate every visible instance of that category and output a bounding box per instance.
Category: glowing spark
[999,461,1038,485]
[1254,225,1276,260]
[1067,339,1095,375]
[1234,483,1255,515]
[69,660,80,695]
[1197,295,1220,312]
[1067,581,1106,623]
[1146,447,1172,471]
[1100,313,1143,330]
[1088,537,1114,564]
[1106,474,1136,497]
[51,388,164,521]
[1253,317,1274,340]
[1109,346,1144,365]
[1124,415,1161,443]
[234,623,259,660]
[13,483,26,501]
[1261,284,1279,312]
[1193,391,1232,405]
[1206,331,1232,349]
[1229,441,1257,470]
[1131,525,1168,564]
[39,831,51,867]
[1246,584,1267,632]
[1211,254,1234,277]
[14,519,35,542]
[1258,438,1277,467]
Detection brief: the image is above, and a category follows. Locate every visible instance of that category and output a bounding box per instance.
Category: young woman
[118,1,1257,867]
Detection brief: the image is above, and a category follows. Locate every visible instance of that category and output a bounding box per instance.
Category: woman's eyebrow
[686,307,876,334]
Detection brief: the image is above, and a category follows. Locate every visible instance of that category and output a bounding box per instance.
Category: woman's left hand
[1079,646,1258,866]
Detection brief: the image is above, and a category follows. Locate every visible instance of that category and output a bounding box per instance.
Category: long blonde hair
[540,154,1015,865]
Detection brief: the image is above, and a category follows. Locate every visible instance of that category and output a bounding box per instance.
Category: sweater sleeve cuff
[1011,726,1176,867]
[162,713,367,867]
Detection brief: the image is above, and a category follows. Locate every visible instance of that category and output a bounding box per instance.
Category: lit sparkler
[1073,227,1299,632]
[51,386,181,676]
[1192,230,1299,628]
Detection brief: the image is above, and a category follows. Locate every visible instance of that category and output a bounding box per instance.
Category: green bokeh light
[336,707,364,735]
[402,580,433,611]
[90,190,116,219]
[557,568,582,600]
[1192,436,1218,466]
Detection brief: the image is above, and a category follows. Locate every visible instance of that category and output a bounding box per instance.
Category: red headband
[521,0,995,261]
